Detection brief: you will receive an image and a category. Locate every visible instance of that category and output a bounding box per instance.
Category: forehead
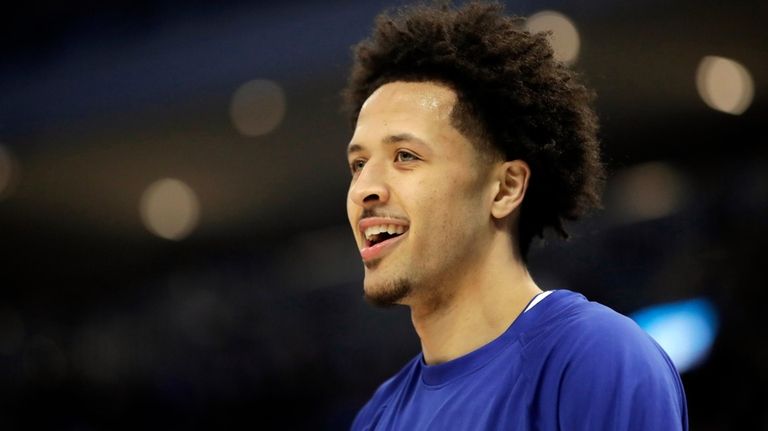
[351,81,462,148]
[359,81,457,121]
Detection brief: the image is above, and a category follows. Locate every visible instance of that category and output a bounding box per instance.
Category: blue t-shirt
[351,290,688,430]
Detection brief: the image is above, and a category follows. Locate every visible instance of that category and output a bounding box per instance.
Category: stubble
[363,277,413,308]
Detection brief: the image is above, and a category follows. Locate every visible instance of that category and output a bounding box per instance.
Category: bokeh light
[696,56,754,115]
[632,298,719,373]
[139,178,201,240]
[526,10,581,65]
[230,79,286,137]
[609,161,688,223]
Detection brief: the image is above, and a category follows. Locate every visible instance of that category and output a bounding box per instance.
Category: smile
[360,231,408,262]
[358,218,410,262]
[364,224,407,245]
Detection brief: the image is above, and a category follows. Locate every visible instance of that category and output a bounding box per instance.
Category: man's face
[346,81,495,308]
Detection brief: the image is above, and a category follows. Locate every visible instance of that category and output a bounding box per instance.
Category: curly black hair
[342,1,604,257]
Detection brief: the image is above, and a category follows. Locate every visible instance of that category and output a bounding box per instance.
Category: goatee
[364,278,412,308]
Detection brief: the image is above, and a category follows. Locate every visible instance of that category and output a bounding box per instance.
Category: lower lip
[360,232,407,262]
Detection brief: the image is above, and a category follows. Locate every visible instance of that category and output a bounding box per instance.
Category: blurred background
[0,0,766,429]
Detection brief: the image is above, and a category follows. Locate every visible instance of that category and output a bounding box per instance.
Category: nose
[348,160,390,208]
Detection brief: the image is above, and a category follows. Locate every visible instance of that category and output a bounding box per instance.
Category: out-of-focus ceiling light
[139,178,200,240]
[696,56,754,115]
[527,10,581,65]
[230,79,286,137]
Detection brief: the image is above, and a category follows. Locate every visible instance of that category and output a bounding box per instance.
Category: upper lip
[357,217,410,240]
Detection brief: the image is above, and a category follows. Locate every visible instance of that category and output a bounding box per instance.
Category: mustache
[360,209,409,221]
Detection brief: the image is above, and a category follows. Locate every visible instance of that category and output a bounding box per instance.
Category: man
[343,2,688,430]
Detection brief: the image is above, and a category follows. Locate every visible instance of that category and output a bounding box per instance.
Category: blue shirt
[351,290,688,430]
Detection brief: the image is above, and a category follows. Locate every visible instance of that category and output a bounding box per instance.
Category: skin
[346,81,542,365]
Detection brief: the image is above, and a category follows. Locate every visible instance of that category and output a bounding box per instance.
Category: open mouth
[364,224,409,247]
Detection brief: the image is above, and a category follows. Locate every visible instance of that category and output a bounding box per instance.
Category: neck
[410,234,541,365]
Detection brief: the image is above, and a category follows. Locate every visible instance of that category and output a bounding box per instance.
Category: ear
[490,160,530,220]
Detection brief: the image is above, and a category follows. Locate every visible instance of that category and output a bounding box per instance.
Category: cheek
[408,170,481,246]
[346,194,358,227]
[416,183,462,243]
[437,176,486,236]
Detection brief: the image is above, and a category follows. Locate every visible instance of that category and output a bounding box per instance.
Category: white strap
[524,290,555,313]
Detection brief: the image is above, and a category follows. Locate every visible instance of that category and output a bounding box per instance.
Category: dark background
[0,1,766,429]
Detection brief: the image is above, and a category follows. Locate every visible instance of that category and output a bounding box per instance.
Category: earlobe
[490,160,530,220]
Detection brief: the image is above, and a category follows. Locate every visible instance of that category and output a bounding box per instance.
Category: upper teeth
[364,224,407,240]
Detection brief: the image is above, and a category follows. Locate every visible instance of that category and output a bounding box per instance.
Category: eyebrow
[347,133,429,155]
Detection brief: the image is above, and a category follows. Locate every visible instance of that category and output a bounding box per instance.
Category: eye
[350,158,367,174]
[395,151,418,163]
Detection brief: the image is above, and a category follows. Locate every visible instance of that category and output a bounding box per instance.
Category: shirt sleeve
[350,399,378,431]
[350,376,397,431]
[555,311,689,431]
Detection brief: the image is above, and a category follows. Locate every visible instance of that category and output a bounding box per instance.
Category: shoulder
[525,291,672,364]
[557,295,662,356]
[523,291,688,430]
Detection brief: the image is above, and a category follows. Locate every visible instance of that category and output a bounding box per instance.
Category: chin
[363,277,412,308]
